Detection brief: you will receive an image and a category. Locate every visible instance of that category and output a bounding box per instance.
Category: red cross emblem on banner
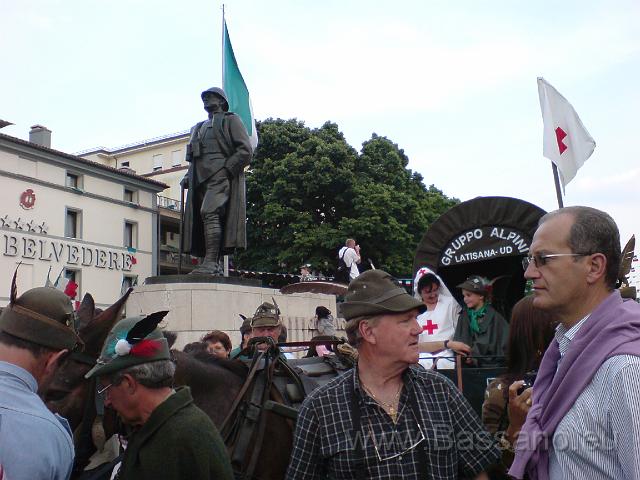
[422,319,438,335]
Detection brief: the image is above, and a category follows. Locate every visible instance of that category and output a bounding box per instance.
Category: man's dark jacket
[116,386,233,480]
[183,112,252,257]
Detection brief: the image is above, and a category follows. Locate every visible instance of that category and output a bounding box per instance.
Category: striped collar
[555,314,590,358]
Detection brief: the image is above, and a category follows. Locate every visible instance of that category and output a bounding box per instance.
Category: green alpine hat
[250,301,282,328]
[0,286,83,351]
[85,311,170,379]
[340,270,426,324]
[457,275,490,295]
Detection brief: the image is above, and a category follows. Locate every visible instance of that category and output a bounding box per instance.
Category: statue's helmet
[201,87,229,111]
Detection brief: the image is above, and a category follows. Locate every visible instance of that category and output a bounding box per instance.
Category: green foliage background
[234,119,458,278]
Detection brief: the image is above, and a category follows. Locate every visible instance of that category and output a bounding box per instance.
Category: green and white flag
[223,19,258,151]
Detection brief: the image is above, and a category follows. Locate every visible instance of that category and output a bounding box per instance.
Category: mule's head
[40,289,132,431]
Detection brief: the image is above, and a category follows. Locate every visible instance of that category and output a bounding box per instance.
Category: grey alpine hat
[340,270,426,323]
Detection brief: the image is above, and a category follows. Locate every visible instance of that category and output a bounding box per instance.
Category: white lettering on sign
[440,226,530,266]
[489,227,529,253]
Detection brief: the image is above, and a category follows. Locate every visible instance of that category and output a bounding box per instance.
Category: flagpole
[221,4,225,85]
[221,4,230,277]
[551,162,564,208]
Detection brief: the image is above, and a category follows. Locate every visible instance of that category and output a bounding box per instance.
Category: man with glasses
[286,269,499,479]
[0,284,83,480]
[85,313,233,480]
[510,206,640,480]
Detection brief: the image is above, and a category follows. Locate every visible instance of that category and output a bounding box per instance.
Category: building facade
[0,127,167,308]
[79,131,192,274]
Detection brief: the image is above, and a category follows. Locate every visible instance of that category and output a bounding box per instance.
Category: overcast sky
[2,0,639,248]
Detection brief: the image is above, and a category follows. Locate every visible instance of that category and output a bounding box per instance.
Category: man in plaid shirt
[286,270,499,479]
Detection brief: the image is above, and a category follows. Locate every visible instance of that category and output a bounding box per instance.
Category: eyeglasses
[522,253,591,270]
[97,383,113,396]
[97,378,123,397]
[368,413,426,462]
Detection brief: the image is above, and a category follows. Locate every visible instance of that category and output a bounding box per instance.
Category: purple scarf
[509,291,640,480]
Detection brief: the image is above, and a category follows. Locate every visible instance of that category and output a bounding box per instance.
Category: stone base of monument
[127,275,342,350]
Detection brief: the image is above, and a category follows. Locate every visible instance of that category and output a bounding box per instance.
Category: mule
[43,294,297,479]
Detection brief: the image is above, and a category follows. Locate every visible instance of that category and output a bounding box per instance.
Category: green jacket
[117,386,233,480]
[453,304,509,367]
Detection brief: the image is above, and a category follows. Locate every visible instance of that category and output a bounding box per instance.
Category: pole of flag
[551,164,564,208]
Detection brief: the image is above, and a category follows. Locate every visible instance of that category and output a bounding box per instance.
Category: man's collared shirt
[549,316,640,479]
[286,365,498,479]
[0,361,74,480]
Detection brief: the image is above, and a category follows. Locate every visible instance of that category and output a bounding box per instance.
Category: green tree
[233,119,458,278]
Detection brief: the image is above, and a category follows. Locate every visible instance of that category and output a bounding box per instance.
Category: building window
[66,172,83,190]
[122,274,138,293]
[121,161,130,167]
[124,188,138,204]
[65,208,82,238]
[63,268,81,300]
[153,154,163,171]
[171,150,182,167]
[124,221,137,248]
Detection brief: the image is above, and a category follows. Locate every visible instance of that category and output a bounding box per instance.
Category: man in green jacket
[86,312,233,480]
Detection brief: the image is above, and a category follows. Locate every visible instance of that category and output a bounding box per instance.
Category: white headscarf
[413,266,454,301]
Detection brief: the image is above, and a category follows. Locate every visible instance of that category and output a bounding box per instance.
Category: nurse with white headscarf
[414,267,470,369]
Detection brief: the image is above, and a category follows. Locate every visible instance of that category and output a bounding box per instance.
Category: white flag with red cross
[537,77,596,188]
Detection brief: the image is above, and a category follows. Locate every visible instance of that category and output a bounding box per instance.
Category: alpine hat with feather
[85,311,170,379]
[0,269,82,351]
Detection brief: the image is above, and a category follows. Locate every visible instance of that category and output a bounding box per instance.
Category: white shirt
[339,246,360,280]
[548,316,640,479]
[417,295,461,370]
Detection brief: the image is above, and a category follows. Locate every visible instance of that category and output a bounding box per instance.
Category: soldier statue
[181,87,252,275]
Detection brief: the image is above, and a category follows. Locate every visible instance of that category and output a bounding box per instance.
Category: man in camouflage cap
[86,312,233,480]
[250,300,283,352]
[287,270,499,479]
[0,284,83,480]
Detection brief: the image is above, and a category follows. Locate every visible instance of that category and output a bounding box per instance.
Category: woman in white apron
[414,267,470,369]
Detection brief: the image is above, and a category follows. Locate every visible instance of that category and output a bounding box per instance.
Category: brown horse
[43,293,296,479]
[172,350,294,479]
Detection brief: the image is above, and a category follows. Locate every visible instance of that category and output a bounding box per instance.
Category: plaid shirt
[286,365,499,480]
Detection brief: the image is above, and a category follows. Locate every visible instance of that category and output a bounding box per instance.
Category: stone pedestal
[127,276,343,349]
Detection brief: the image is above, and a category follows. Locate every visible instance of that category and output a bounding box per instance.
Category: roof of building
[0,132,169,190]
[75,130,190,156]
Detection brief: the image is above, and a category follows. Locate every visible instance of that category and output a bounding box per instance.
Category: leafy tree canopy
[234,118,458,278]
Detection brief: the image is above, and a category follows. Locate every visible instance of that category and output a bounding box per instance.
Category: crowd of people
[2,205,640,480]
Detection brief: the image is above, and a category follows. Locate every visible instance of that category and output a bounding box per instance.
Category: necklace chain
[361,382,403,422]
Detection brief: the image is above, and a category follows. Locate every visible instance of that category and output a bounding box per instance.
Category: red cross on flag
[537,77,596,188]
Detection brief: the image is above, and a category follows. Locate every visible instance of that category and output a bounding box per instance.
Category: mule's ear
[82,288,133,356]
[76,293,96,332]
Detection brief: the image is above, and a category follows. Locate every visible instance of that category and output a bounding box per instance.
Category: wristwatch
[444,340,449,349]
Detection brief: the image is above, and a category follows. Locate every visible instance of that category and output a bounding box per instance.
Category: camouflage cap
[85,312,170,379]
[340,270,426,323]
[457,275,490,295]
[250,302,282,328]
[0,286,82,351]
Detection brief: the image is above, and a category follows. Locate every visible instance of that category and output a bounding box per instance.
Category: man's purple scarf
[509,291,640,480]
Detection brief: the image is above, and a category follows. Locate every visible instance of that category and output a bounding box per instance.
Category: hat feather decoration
[113,311,169,358]
[10,264,19,304]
